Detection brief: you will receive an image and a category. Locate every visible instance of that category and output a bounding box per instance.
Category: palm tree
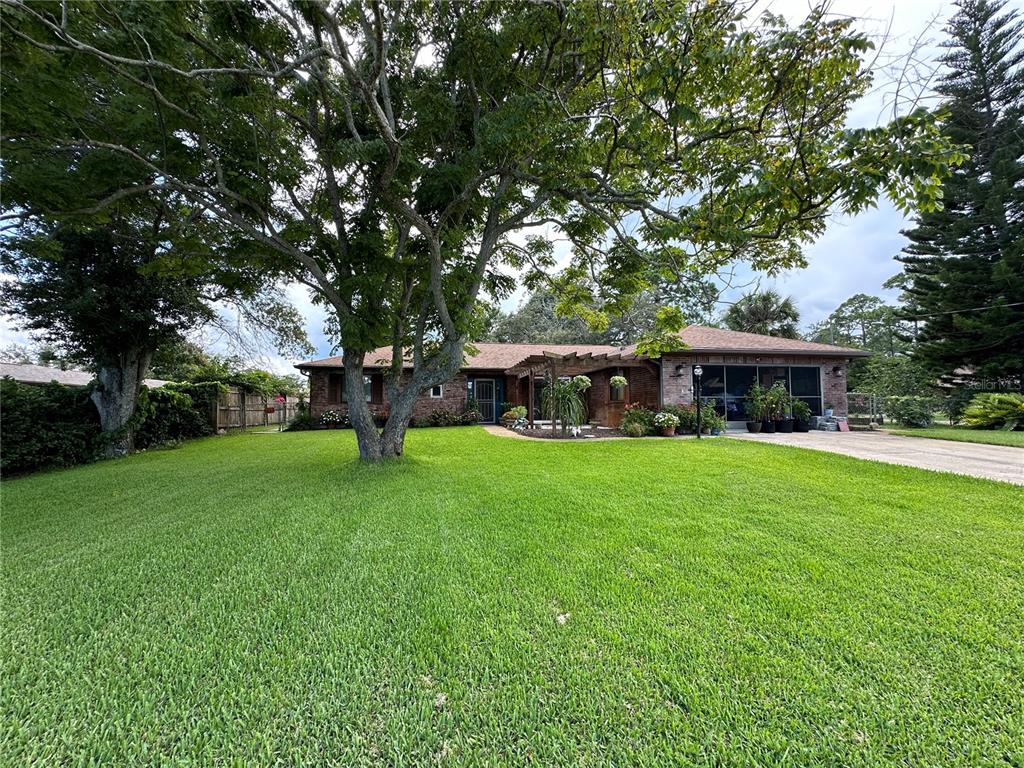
[723,290,800,338]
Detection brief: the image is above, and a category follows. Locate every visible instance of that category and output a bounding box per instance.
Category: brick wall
[411,373,469,419]
[823,364,849,416]
[307,369,473,422]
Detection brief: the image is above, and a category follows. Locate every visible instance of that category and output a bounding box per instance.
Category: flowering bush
[659,402,718,433]
[621,402,655,435]
[320,409,346,426]
[653,411,680,428]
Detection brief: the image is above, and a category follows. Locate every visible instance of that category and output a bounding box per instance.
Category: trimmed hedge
[1,378,221,476]
[411,406,483,428]
[135,387,215,449]
[0,378,103,476]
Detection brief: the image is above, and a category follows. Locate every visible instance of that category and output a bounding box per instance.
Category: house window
[430,384,443,398]
[341,375,373,403]
[327,373,343,404]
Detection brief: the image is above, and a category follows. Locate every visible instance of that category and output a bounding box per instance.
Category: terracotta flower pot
[660,426,676,437]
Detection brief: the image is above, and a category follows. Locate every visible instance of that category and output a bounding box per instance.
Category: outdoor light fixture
[832,365,844,376]
[693,365,703,440]
[674,364,686,376]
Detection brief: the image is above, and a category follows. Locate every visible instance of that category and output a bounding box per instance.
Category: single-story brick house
[297,326,869,430]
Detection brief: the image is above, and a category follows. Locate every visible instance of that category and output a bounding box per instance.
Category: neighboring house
[297,326,869,429]
[0,363,168,389]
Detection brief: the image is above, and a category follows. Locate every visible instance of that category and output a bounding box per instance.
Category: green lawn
[3,429,1022,766]
[883,424,1024,447]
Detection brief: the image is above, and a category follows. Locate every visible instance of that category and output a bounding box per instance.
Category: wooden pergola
[505,349,650,434]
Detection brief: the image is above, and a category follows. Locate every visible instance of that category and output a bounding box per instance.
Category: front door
[475,379,496,423]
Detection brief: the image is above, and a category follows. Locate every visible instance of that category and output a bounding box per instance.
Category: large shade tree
[1,5,311,455]
[3,1,311,456]
[1,0,962,459]
[0,214,311,455]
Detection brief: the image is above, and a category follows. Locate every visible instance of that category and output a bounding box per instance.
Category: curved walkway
[729,430,1024,486]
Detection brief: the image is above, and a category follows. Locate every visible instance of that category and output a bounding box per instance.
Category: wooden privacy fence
[213,386,300,431]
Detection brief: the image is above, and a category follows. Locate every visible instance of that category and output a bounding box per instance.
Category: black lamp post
[693,365,703,439]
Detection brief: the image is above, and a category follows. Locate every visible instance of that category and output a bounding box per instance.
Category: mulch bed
[507,425,626,440]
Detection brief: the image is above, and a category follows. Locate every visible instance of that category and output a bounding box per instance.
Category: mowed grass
[2,428,1022,766]
[883,424,1024,448]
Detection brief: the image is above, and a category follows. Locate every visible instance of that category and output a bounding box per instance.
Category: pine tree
[896,0,1024,390]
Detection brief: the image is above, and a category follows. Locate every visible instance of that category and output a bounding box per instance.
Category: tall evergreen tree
[896,0,1024,390]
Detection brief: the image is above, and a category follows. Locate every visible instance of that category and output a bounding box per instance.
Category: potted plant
[709,414,724,436]
[776,389,794,433]
[792,399,812,432]
[320,409,343,429]
[745,383,765,433]
[762,383,785,433]
[653,411,680,437]
[824,401,835,418]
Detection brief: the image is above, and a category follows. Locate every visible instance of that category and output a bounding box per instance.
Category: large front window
[695,365,822,419]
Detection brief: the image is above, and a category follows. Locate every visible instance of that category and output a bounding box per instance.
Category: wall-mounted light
[832,365,844,376]
[674,364,686,376]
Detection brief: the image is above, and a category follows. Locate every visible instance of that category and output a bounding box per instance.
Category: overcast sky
[1,0,959,372]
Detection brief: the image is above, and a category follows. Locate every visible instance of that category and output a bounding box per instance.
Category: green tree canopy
[894,0,1024,390]
[722,290,801,338]
[1,0,963,459]
[807,293,912,355]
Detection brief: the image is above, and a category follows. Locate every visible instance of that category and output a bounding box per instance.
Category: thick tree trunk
[345,337,465,461]
[90,350,151,457]
[343,352,384,460]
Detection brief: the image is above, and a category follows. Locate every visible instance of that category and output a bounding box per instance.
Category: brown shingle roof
[297,342,624,371]
[622,325,870,358]
[297,326,868,372]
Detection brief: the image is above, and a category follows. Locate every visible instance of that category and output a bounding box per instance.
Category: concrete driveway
[728,429,1024,486]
